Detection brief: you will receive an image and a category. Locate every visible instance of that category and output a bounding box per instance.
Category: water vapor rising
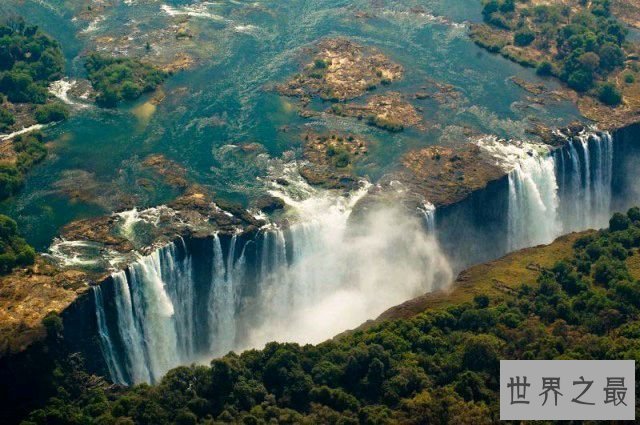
[93,168,453,384]
[244,203,453,349]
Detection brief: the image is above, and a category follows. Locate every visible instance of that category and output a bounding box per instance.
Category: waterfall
[101,242,198,384]
[95,174,453,385]
[207,233,243,357]
[507,153,560,250]
[479,131,614,251]
[556,132,613,231]
[111,270,150,384]
[419,202,436,233]
[93,286,126,385]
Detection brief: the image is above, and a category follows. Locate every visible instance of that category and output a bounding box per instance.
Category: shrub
[366,115,404,132]
[333,151,351,168]
[34,102,69,123]
[314,59,328,69]
[610,212,631,231]
[598,82,622,106]
[623,73,635,84]
[514,29,535,46]
[536,61,553,76]
[0,107,14,131]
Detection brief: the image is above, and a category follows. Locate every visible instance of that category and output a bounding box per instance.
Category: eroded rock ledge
[0,186,265,357]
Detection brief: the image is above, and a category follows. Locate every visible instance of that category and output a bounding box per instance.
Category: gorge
[80,125,640,386]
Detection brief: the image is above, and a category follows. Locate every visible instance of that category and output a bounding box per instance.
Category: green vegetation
[0,131,47,200]
[0,105,15,131]
[366,115,404,132]
[598,81,622,106]
[513,28,534,47]
[18,210,640,424]
[0,214,35,274]
[34,102,69,124]
[326,144,351,168]
[0,18,64,105]
[314,59,328,69]
[624,72,636,84]
[536,60,553,76]
[85,53,168,107]
[477,0,630,102]
[0,17,67,130]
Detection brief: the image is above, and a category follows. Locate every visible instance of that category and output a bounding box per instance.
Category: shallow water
[0,0,580,249]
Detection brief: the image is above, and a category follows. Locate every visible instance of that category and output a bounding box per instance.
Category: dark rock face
[434,175,510,271]
[255,195,285,213]
[611,123,640,212]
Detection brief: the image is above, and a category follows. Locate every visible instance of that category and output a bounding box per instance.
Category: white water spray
[97,167,453,384]
[479,131,614,250]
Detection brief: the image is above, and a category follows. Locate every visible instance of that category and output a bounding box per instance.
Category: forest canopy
[84,54,168,107]
[0,214,35,274]
[0,17,67,129]
[477,0,629,105]
[0,131,48,201]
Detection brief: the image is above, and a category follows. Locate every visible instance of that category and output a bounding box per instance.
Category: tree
[514,29,535,46]
[0,214,35,273]
[598,82,622,106]
[610,212,630,231]
[499,0,515,13]
[628,207,640,222]
[536,61,553,76]
[599,43,624,71]
[35,102,69,123]
[567,69,593,91]
[578,52,600,73]
[0,107,14,130]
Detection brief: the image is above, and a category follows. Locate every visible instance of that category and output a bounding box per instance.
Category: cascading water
[506,152,560,251]
[555,132,613,231]
[418,202,436,233]
[94,170,453,385]
[480,130,614,251]
[97,240,197,384]
[93,286,126,385]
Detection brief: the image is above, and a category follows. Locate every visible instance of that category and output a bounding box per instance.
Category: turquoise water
[1,0,581,249]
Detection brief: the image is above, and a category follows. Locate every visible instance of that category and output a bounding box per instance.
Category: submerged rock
[141,154,189,189]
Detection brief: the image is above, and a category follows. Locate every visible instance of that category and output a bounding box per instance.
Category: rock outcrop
[329,92,426,132]
[277,38,403,102]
